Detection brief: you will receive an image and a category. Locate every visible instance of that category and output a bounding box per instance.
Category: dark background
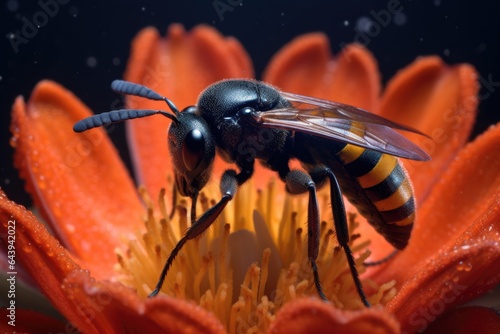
[1,0,499,206]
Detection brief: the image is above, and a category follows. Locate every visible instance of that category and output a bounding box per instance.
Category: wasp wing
[250,92,430,161]
[281,92,428,135]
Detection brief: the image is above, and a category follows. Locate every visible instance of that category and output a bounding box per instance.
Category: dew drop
[343,20,349,26]
[33,233,43,245]
[9,136,17,148]
[456,261,472,272]
[67,224,75,233]
[46,247,54,257]
[38,175,46,190]
[23,243,33,254]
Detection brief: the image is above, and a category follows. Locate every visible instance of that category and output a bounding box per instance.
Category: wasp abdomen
[336,143,415,249]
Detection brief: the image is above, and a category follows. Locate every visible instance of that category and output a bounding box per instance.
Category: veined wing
[250,92,430,161]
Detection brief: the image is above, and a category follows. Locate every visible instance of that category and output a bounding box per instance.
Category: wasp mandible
[74,79,430,307]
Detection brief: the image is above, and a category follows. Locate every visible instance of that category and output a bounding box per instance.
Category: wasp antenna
[73,109,177,133]
[111,80,180,115]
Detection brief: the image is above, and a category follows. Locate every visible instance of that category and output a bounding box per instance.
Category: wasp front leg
[149,167,251,298]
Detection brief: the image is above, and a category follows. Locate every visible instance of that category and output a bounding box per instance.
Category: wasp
[74,79,430,307]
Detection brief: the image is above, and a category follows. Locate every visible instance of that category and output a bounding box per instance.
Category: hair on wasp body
[74,79,430,307]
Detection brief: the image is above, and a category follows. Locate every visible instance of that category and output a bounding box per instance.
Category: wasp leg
[310,166,371,307]
[190,192,198,225]
[149,169,242,298]
[168,183,177,220]
[284,170,327,302]
[363,249,399,267]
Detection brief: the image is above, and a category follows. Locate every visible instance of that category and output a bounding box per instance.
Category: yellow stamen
[116,178,397,333]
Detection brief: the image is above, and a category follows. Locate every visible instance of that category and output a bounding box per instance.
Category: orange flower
[1,24,500,333]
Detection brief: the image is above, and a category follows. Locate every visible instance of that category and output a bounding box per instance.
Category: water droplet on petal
[456,261,472,272]
[23,243,33,253]
[9,136,17,148]
[38,175,46,189]
[67,224,75,233]
[46,247,54,257]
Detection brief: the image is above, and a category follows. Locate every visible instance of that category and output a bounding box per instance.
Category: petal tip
[270,298,400,334]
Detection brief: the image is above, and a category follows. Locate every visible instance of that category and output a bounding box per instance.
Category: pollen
[115,178,397,333]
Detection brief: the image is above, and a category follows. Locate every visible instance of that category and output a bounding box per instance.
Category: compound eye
[182,129,205,171]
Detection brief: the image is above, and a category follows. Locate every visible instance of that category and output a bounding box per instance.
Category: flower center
[116,178,396,333]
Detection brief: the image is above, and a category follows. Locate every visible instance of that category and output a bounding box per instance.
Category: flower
[1,24,500,333]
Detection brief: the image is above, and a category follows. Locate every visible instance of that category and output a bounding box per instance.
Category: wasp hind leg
[309,166,371,307]
[363,249,399,267]
[284,169,327,301]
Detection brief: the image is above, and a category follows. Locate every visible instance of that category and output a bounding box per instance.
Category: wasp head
[168,107,216,198]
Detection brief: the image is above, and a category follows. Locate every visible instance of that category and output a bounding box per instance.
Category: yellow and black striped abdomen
[336,144,415,249]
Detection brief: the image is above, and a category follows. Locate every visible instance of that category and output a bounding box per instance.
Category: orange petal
[0,309,66,333]
[422,306,500,334]
[0,192,224,334]
[373,124,500,332]
[269,298,399,334]
[124,24,254,198]
[387,241,500,333]
[62,270,225,334]
[0,191,95,333]
[10,81,144,278]
[264,34,380,111]
[377,122,500,282]
[379,57,479,202]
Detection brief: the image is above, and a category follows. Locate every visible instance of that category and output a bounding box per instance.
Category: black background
[1,0,499,206]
